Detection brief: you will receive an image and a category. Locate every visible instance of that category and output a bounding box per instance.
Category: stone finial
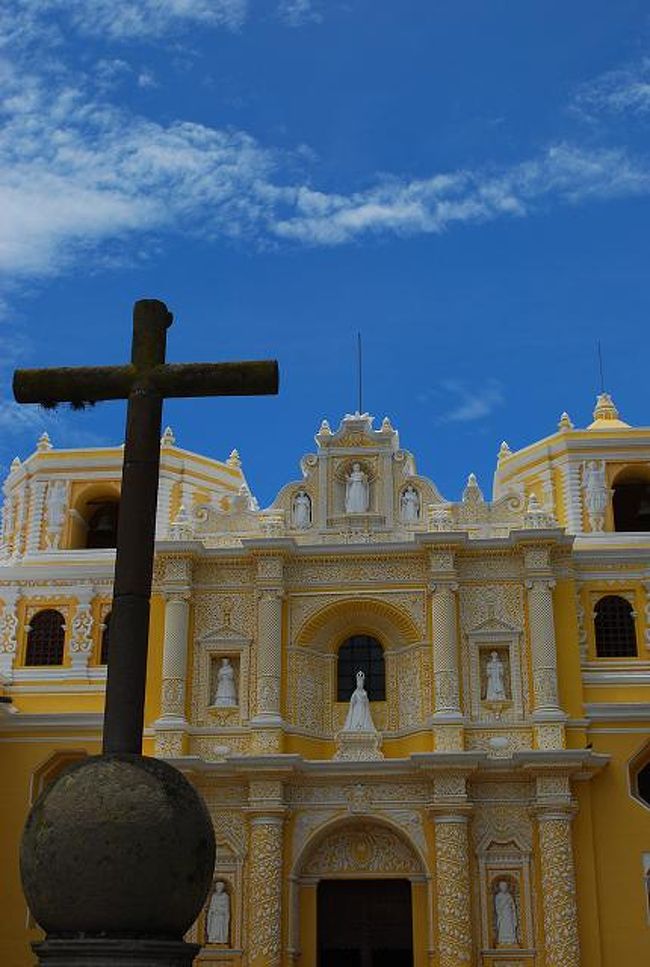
[319,419,332,435]
[226,448,241,469]
[381,416,393,432]
[10,457,21,473]
[497,441,512,461]
[160,426,175,447]
[558,411,574,431]
[37,431,53,452]
[462,472,484,503]
[588,392,629,429]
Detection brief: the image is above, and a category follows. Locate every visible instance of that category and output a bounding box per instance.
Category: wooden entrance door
[317,878,413,967]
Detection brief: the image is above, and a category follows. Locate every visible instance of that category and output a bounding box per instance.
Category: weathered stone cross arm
[12,299,279,755]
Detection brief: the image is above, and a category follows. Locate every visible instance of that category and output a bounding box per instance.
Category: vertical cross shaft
[103,301,170,754]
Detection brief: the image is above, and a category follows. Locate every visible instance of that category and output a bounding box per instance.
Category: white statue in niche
[582,459,608,532]
[343,670,376,731]
[345,463,369,513]
[400,485,420,522]
[213,658,238,707]
[45,480,68,547]
[494,880,518,946]
[206,881,230,944]
[485,651,508,702]
[292,490,311,529]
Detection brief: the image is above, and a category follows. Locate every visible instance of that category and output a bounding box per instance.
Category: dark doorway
[317,879,413,967]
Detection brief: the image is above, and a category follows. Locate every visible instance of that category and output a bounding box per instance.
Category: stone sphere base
[32,938,200,967]
[21,754,215,938]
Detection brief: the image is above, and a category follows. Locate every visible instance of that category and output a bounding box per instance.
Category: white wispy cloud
[277,0,322,28]
[437,379,504,424]
[572,56,650,119]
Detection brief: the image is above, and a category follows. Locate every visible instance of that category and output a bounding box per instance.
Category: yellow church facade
[1,397,649,967]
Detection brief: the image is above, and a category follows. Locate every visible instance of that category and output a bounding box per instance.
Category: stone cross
[13,299,278,754]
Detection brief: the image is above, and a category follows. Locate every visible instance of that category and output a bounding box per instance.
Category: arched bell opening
[612,467,650,532]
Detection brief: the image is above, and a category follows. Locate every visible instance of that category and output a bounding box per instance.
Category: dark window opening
[594,595,637,658]
[85,501,119,549]
[25,609,65,666]
[100,611,111,665]
[638,763,650,807]
[613,479,650,532]
[337,634,385,701]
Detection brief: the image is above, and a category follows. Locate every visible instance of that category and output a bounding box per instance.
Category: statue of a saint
[206,881,230,944]
[342,670,376,731]
[400,485,420,522]
[213,658,238,707]
[582,460,608,532]
[45,480,68,547]
[494,880,518,946]
[345,463,369,513]
[292,490,311,529]
[485,651,507,701]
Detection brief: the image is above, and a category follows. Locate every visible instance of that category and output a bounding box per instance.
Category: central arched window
[25,609,65,666]
[337,634,385,701]
[594,595,637,657]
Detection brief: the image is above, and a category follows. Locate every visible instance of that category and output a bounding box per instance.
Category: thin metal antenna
[597,340,605,394]
[357,331,363,414]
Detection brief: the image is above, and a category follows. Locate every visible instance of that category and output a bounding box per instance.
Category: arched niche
[68,482,121,550]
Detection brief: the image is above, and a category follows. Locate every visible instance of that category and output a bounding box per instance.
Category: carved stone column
[429,549,463,751]
[251,555,284,753]
[156,556,192,757]
[524,548,565,749]
[25,480,47,555]
[0,588,20,681]
[536,807,580,967]
[432,813,473,965]
[248,781,286,967]
[69,587,95,676]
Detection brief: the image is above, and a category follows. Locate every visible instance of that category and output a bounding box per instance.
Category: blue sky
[1,1,649,506]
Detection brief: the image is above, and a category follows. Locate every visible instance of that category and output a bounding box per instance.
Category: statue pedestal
[334,729,383,761]
[32,938,200,967]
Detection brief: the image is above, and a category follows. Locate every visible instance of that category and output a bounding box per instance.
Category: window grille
[25,609,65,666]
[337,634,385,701]
[594,595,637,657]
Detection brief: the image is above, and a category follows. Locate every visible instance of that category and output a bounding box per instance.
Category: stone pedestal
[21,755,215,967]
[334,729,383,760]
[31,938,200,967]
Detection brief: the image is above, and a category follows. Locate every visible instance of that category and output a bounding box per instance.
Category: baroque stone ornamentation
[248,818,284,965]
[434,816,473,965]
[302,822,421,877]
[537,813,581,967]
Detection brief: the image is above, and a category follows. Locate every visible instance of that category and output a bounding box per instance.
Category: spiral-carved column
[433,813,473,966]
[537,810,581,967]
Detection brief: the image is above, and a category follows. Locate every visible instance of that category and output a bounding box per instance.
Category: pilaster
[0,588,21,681]
[155,555,193,757]
[524,546,566,749]
[429,548,463,751]
[430,774,473,966]
[68,586,95,676]
[251,554,285,753]
[25,480,47,555]
[247,780,287,967]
